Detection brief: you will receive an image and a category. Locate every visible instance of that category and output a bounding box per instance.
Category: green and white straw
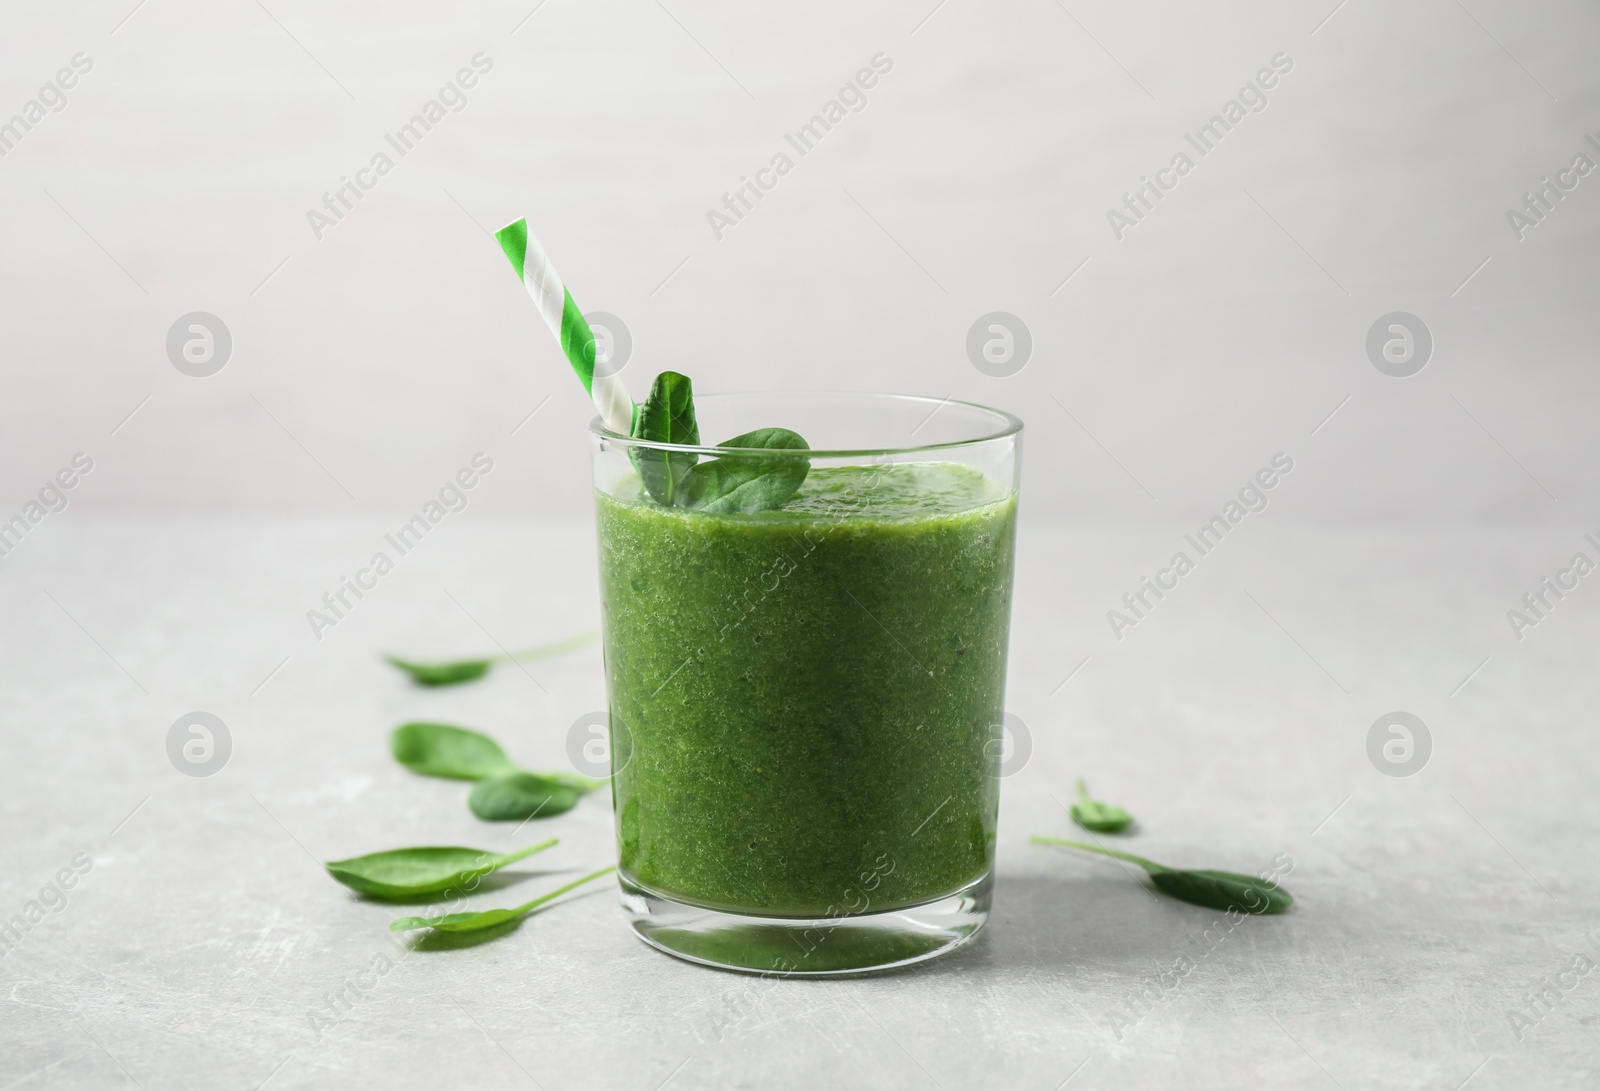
[495,218,635,434]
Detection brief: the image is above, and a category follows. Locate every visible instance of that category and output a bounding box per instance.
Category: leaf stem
[508,866,616,916]
[1029,835,1167,874]
[495,837,560,867]
[497,630,599,664]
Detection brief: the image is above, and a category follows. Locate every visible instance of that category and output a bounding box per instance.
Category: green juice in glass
[596,461,1017,918]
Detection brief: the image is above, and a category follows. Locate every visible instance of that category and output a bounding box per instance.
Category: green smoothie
[596,461,1017,917]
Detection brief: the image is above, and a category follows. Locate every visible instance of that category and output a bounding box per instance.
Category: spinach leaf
[1070,779,1133,834]
[324,838,557,899]
[469,772,584,821]
[680,428,811,514]
[385,656,492,687]
[391,722,604,821]
[630,371,700,505]
[1030,836,1293,914]
[625,373,811,513]
[383,631,598,687]
[1149,869,1292,914]
[390,866,616,933]
[390,723,516,781]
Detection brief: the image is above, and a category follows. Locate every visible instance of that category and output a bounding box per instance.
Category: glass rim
[589,390,1023,459]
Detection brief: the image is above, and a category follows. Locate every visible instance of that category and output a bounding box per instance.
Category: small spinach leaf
[324,838,557,899]
[1030,836,1293,914]
[385,656,493,687]
[390,866,616,933]
[680,428,811,514]
[1070,779,1134,834]
[468,772,584,821]
[1149,869,1293,914]
[630,371,700,505]
[391,906,524,933]
[383,632,598,687]
[390,723,516,780]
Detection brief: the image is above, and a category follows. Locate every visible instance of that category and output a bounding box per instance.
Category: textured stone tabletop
[2,515,1594,1090]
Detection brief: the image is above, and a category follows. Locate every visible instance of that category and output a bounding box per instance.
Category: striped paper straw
[495,218,635,434]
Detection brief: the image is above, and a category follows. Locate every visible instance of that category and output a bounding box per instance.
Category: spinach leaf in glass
[680,428,811,514]
[629,371,700,505]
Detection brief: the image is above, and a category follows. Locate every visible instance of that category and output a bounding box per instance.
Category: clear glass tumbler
[589,392,1021,975]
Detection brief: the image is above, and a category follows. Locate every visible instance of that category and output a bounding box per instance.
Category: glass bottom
[619,871,991,977]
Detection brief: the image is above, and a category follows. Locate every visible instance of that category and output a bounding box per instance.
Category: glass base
[619,871,991,977]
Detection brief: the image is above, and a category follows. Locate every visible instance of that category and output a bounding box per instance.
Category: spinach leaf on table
[390,867,616,933]
[390,723,516,781]
[468,772,585,821]
[1070,779,1134,834]
[324,838,558,899]
[385,656,493,687]
[390,722,604,821]
[1031,836,1292,914]
[384,631,597,688]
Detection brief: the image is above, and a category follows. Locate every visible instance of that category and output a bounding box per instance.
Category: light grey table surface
[2,515,1595,1090]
